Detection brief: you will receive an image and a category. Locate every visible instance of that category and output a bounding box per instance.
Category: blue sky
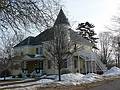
[64,0,120,34]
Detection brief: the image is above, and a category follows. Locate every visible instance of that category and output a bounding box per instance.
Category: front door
[26,60,43,73]
[26,61,37,73]
[35,61,43,74]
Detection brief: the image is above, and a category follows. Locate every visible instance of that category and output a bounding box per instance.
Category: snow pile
[82,73,103,83]
[37,73,102,85]
[56,80,81,86]
[46,75,58,79]
[0,76,13,80]
[3,67,120,89]
[103,66,120,76]
[0,73,104,89]
[56,73,85,85]
[36,79,54,84]
[32,73,85,86]
[58,73,84,81]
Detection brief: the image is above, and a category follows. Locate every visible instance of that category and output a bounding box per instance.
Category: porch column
[91,60,93,73]
[85,60,87,74]
[88,61,91,73]
[90,55,93,73]
[95,61,97,73]
[77,53,80,73]
[22,61,26,69]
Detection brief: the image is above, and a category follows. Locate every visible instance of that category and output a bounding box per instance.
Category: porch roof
[74,50,97,61]
[80,51,97,61]
[23,55,45,61]
[12,55,45,61]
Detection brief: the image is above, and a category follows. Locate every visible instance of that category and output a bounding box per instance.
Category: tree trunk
[4,76,6,81]
[118,54,120,67]
[116,59,118,67]
[3,72,6,81]
[58,62,61,81]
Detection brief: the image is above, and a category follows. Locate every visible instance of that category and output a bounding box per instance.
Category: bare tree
[0,0,62,33]
[0,31,24,58]
[98,32,113,66]
[0,31,24,80]
[111,34,120,67]
[44,25,76,81]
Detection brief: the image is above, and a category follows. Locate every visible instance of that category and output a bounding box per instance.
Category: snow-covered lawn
[1,66,120,90]
[0,76,13,80]
[0,73,103,89]
[36,79,54,84]
[82,73,103,82]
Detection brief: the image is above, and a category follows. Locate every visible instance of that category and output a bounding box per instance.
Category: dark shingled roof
[14,9,93,48]
[54,9,70,26]
[33,28,54,45]
[14,28,54,47]
[14,36,34,47]
[14,9,69,47]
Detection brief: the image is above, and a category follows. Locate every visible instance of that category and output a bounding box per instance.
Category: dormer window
[36,48,39,54]
[39,47,43,55]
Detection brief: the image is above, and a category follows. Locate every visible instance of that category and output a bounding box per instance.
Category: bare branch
[0,0,62,33]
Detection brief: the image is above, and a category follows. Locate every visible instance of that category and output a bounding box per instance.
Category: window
[39,61,43,69]
[74,44,77,51]
[39,47,43,55]
[74,59,78,68]
[48,60,51,69]
[36,47,43,55]
[21,52,23,56]
[36,48,39,54]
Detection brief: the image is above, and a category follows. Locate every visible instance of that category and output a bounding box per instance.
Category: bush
[31,75,35,78]
[12,75,16,78]
[26,74,30,77]
[0,69,11,78]
[17,73,22,78]
[61,69,71,74]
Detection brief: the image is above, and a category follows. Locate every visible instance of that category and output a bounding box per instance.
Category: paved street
[88,78,120,90]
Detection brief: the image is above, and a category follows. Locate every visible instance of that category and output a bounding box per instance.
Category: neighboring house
[11,9,106,76]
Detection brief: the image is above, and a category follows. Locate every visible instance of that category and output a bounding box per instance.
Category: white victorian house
[10,9,107,76]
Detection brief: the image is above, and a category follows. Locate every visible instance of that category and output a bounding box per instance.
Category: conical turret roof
[54,9,70,26]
